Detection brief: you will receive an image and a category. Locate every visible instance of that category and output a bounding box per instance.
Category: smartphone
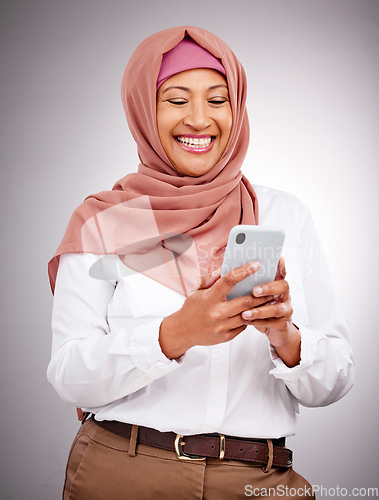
[221,225,285,300]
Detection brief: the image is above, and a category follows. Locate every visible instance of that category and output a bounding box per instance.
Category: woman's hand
[241,257,301,367]
[159,260,274,360]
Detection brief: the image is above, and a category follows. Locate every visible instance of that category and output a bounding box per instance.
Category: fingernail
[254,287,262,296]
[242,310,253,319]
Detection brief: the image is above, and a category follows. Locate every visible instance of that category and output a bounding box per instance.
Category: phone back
[221,225,285,300]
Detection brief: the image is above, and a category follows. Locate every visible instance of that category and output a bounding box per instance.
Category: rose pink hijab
[48,26,258,296]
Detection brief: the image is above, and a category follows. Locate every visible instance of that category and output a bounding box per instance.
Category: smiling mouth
[175,135,214,151]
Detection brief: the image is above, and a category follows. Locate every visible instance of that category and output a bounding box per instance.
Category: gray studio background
[1,0,378,498]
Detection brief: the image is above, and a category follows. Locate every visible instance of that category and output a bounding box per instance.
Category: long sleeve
[47,253,181,409]
[268,204,355,407]
[47,185,355,437]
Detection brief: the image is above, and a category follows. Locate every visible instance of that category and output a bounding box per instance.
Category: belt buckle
[174,434,226,461]
[174,435,206,461]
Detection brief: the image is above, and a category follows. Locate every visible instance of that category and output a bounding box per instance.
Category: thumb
[275,256,286,281]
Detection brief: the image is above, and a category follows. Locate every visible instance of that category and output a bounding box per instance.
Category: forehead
[158,68,228,93]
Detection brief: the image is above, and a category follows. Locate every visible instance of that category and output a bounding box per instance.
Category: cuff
[269,325,318,382]
[130,318,181,379]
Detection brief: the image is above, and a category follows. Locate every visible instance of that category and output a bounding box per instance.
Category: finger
[274,256,286,281]
[227,293,276,317]
[247,318,291,330]
[213,260,261,300]
[225,324,248,341]
[215,314,249,334]
[199,268,221,290]
[241,300,293,321]
[253,279,289,298]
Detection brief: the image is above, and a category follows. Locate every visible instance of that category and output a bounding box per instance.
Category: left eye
[208,99,228,105]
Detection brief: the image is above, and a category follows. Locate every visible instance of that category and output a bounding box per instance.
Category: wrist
[274,323,301,368]
[159,313,190,360]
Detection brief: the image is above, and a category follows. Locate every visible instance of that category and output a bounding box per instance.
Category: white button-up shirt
[47,185,354,438]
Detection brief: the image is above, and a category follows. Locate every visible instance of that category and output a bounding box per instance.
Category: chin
[180,167,211,177]
[176,161,215,177]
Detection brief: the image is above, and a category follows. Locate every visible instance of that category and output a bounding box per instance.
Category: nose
[183,100,211,130]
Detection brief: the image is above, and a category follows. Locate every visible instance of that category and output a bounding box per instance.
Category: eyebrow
[162,84,228,94]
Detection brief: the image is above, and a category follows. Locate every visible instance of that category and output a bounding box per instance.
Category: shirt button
[154,361,168,368]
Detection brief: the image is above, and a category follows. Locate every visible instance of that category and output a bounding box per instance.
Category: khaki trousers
[63,418,315,499]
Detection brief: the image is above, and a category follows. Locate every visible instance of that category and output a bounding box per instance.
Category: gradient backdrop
[1,0,378,498]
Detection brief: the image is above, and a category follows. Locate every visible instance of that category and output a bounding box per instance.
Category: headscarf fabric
[48,26,258,296]
[156,36,226,89]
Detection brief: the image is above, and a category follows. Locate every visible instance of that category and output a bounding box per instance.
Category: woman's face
[156,68,232,177]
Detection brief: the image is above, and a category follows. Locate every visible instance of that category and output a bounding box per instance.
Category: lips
[175,135,215,153]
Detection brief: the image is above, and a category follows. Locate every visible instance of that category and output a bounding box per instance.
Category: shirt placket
[203,342,230,430]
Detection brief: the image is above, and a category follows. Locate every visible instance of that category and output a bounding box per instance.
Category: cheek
[156,118,171,152]
[222,116,233,144]
[156,112,165,140]
[222,109,233,138]
[157,110,179,144]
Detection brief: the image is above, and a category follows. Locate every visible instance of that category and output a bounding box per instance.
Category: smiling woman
[47,26,354,500]
[157,68,232,177]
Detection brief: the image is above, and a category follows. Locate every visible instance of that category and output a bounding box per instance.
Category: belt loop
[128,425,139,457]
[81,412,91,425]
[262,439,273,473]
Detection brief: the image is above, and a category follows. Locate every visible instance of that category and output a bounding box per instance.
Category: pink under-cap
[156,36,226,89]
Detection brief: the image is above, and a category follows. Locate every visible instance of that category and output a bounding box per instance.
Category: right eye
[167,99,187,105]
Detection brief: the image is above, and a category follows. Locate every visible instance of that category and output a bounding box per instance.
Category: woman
[47,26,354,499]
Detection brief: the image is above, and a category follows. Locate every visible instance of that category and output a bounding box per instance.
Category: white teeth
[176,136,212,148]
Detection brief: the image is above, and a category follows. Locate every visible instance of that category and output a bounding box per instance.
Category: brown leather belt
[92,417,293,468]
